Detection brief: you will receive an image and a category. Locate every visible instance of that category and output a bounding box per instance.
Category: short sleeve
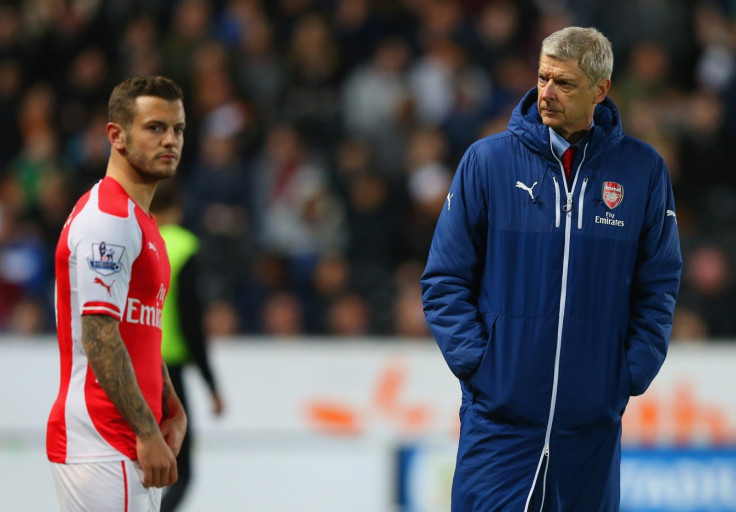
[68,206,142,321]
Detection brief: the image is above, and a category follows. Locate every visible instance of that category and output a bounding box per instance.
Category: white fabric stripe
[63,183,129,462]
[578,177,588,229]
[554,177,560,228]
[575,143,590,230]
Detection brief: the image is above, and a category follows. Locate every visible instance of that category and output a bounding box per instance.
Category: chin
[138,167,177,182]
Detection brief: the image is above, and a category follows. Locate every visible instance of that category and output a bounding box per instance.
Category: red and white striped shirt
[47,177,170,463]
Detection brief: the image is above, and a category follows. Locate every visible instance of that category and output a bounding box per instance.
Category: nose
[541,82,555,100]
[162,127,178,146]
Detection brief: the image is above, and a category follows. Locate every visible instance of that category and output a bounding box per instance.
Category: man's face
[122,96,185,181]
[537,55,609,141]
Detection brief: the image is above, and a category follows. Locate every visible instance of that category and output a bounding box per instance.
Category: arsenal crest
[602,181,624,209]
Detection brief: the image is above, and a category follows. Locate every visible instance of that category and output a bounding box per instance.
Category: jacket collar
[507,87,624,165]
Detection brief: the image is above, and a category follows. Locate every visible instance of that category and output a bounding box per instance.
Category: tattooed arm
[81,314,178,488]
[159,362,187,457]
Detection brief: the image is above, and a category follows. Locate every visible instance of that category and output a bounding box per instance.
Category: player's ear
[106,122,126,150]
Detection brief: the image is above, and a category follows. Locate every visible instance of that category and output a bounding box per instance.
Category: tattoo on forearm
[82,315,159,438]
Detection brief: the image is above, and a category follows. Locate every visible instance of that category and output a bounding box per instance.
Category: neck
[152,208,181,226]
[105,153,158,214]
[555,126,588,145]
[565,128,588,145]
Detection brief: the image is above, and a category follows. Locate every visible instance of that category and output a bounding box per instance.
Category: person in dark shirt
[151,179,225,512]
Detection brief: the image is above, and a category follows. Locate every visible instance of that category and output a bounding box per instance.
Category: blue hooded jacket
[421,88,682,511]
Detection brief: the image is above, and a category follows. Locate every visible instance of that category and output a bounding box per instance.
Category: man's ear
[106,122,126,151]
[594,78,611,104]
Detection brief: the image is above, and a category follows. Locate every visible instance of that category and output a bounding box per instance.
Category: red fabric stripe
[46,190,91,462]
[81,308,122,320]
[83,301,121,314]
[99,177,131,218]
[121,461,129,512]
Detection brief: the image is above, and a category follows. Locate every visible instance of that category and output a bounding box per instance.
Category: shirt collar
[548,120,595,159]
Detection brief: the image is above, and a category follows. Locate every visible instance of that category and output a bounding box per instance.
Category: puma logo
[516,181,538,199]
[94,277,114,296]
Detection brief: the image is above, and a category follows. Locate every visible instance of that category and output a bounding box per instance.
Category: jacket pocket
[555,322,631,429]
[468,315,556,426]
[466,311,500,383]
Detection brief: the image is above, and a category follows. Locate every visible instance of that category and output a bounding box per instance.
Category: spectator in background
[5,296,47,335]
[671,305,709,342]
[326,292,370,337]
[678,243,736,339]
[57,45,111,144]
[231,7,287,125]
[311,252,351,332]
[184,59,253,308]
[64,106,111,195]
[0,0,732,343]
[11,84,60,214]
[282,12,342,148]
[341,36,414,177]
[261,291,305,336]
[250,122,347,292]
[0,211,48,330]
[204,299,241,338]
[0,59,23,171]
[151,179,225,512]
[161,0,213,94]
[394,261,430,338]
[468,0,529,71]
[118,16,162,78]
[400,125,453,263]
[330,137,402,333]
[333,0,386,72]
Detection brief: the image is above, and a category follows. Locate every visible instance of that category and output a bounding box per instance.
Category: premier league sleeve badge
[88,241,125,276]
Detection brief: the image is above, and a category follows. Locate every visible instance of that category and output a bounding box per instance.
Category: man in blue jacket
[421,27,682,511]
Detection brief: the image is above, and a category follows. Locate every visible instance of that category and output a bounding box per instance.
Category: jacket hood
[507,87,625,165]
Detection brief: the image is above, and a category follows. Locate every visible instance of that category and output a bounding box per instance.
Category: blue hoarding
[621,448,736,511]
[397,444,736,512]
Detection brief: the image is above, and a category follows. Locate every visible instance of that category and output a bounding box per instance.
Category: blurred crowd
[0,0,735,341]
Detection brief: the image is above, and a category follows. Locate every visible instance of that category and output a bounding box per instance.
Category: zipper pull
[544,444,550,457]
[562,196,573,213]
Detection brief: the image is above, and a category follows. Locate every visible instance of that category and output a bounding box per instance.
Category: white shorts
[50,460,162,512]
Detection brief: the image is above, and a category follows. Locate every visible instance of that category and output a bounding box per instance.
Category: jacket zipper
[527,142,588,510]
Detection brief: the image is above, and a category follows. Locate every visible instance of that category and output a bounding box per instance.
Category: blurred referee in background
[151,179,225,512]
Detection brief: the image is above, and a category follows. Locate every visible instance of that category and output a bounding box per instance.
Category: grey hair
[541,27,613,86]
